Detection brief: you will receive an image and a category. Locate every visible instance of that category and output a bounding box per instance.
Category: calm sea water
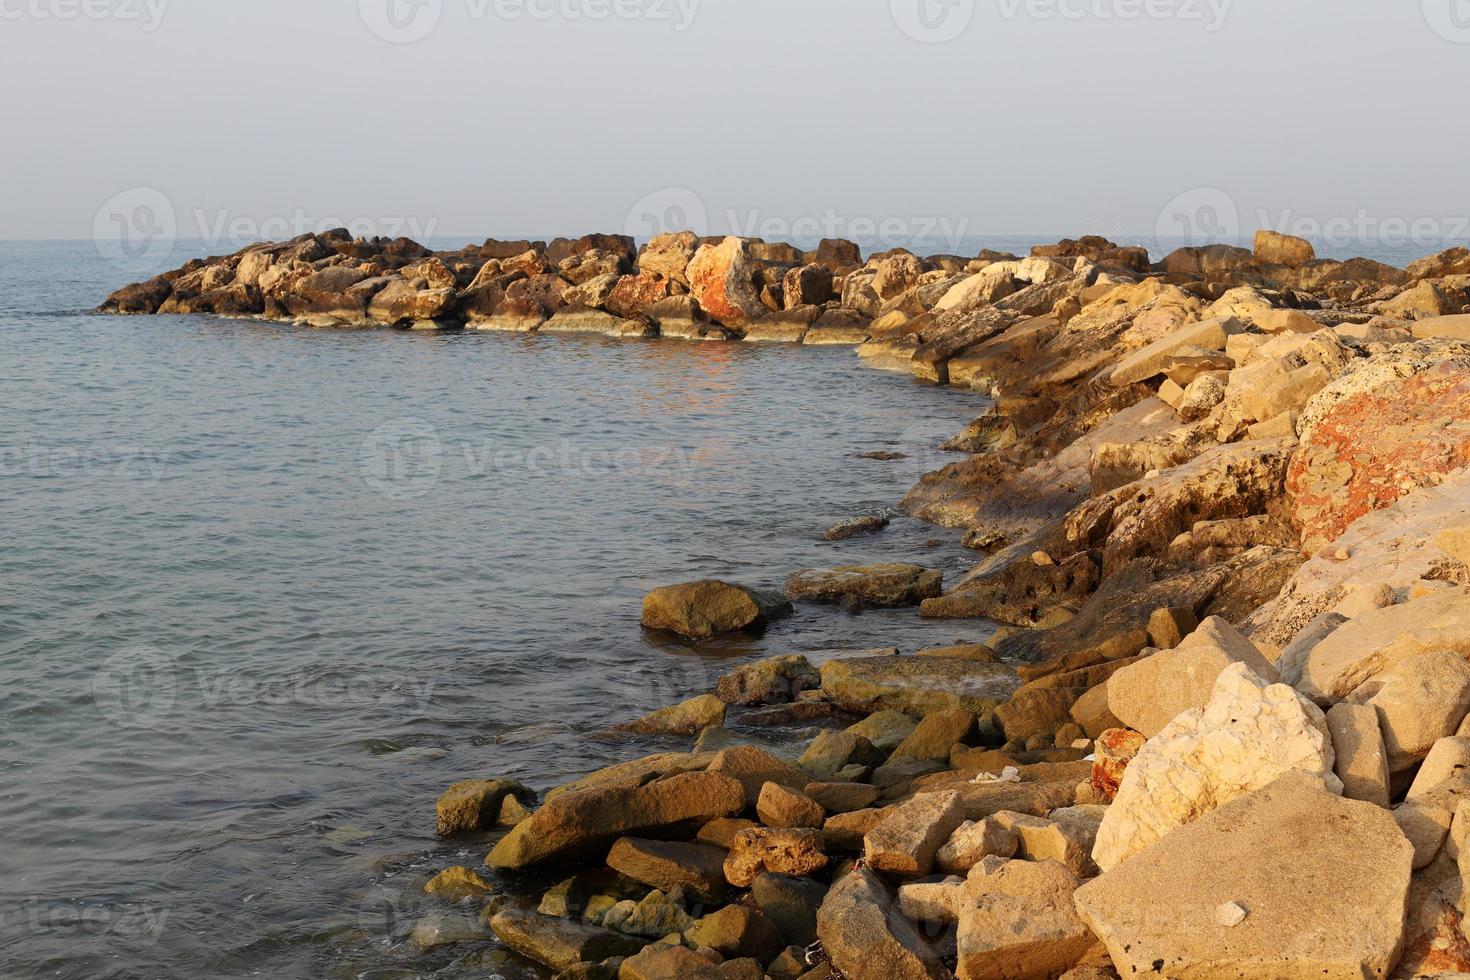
[2,234,1451,979]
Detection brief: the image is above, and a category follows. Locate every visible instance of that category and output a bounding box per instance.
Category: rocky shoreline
[104,230,1470,978]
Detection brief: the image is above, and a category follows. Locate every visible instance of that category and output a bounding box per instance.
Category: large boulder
[485,772,744,869]
[1106,617,1280,737]
[1287,341,1470,554]
[1253,229,1316,267]
[956,859,1095,980]
[863,790,967,878]
[1075,772,1413,979]
[487,909,643,973]
[1092,663,1341,871]
[816,868,953,980]
[640,581,792,640]
[1344,651,1470,773]
[686,237,766,328]
[1109,316,1241,387]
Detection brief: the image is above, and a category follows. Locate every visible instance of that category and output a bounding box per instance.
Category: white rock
[1215,901,1247,927]
[1092,663,1342,871]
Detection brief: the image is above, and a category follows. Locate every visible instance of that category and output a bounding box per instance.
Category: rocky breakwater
[110,228,1470,977]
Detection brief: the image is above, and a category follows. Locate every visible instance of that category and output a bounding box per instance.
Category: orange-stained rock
[687,237,767,328]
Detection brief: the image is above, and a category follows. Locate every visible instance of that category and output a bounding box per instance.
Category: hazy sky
[4,0,1468,251]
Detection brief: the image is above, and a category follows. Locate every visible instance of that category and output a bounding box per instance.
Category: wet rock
[641,581,792,640]
[820,655,1021,717]
[845,710,919,752]
[604,888,693,938]
[715,656,820,706]
[606,838,729,903]
[758,783,826,829]
[956,859,1095,980]
[864,790,967,879]
[541,306,644,337]
[489,909,644,973]
[936,819,1019,873]
[410,909,493,950]
[724,828,828,887]
[786,564,943,608]
[1074,772,1413,979]
[815,868,953,980]
[616,694,727,736]
[744,306,821,343]
[423,865,493,901]
[1092,664,1340,871]
[1107,617,1280,737]
[436,778,535,836]
[685,904,785,963]
[487,772,745,869]
[707,746,812,801]
[687,237,766,328]
[823,515,890,541]
[1345,651,1470,773]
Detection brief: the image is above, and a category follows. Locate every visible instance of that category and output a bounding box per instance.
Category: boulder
[1107,617,1280,737]
[685,904,786,964]
[640,581,792,640]
[637,231,698,285]
[815,868,953,980]
[435,778,534,836]
[955,859,1094,980]
[989,810,1097,877]
[618,945,723,980]
[707,746,812,802]
[786,564,943,608]
[606,273,679,320]
[687,237,766,328]
[488,909,643,973]
[1253,230,1316,267]
[782,264,834,308]
[606,837,729,903]
[751,873,828,947]
[1090,727,1146,802]
[1345,651,1470,773]
[1092,663,1341,871]
[486,772,745,869]
[889,709,977,763]
[936,819,1019,873]
[1328,702,1381,811]
[1287,342,1470,553]
[616,694,726,736]
[804,782,879,814]
[715,656,820,706]
[724,828,828,887]
[820,655,1021,716]
[1297,588,1470,702]
[798,730,885,780]
[846,710,920,752]
[757,783,826,830]
[1109,316,1241,386]
[423,866,492,901]
[864,790,967,879]
[824,514,890,541]
[1074,772,1414,979]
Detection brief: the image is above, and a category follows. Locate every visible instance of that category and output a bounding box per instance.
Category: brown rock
[687,237,767,328]
[435,779,533,837]
[956,859,1094,980]
[715,656,820,706]
[1253,230,1316,268]
[640,581,792,640]
[864,791,967,879]
[488,909,643,973]
[890,709,977,763]
[724,828,828,887]
[816,868,953,980]
[804,782,879,814]
[786,564,943,608]
[606,837,729,903]
[758,783,826,829]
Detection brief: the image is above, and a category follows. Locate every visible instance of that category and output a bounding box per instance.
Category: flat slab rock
[1075,771,1413,979]
[820,655,1021,716]
[787,563,944,607]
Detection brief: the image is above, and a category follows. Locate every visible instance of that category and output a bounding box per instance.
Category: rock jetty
[106,230,1470,977]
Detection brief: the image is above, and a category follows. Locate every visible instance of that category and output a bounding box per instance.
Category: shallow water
[1,241,1002,979]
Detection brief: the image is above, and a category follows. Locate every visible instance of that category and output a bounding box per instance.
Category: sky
[3,0,1468,253]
